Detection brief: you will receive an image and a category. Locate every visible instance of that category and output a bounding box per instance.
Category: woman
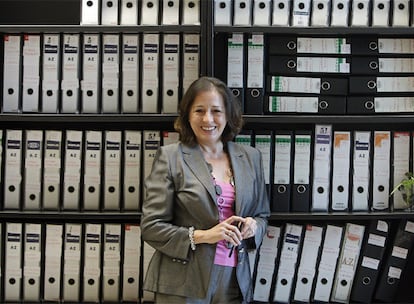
[141,76,270,303]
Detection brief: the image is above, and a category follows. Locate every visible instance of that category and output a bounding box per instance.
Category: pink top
[214,180,237,267]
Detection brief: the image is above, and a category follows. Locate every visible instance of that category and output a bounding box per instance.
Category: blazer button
[172,258,177,262]
[182,261,187,265]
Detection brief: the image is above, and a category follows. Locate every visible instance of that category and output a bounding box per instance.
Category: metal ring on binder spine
[369,61,379,70]
[297,184,306,194]
[251,89,260,98]
[277,185,287,193]
[364,100,375,110]
[369,41,378,50]
[287,60,296,69]
[287,41,296,50]
[319,100,328,109]
[367,80,377,89]
[232,89,240,97]
[321,81,331,91]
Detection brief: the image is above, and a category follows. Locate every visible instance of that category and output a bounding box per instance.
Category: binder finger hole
[364,100,374,110]
[29,278,36,285]
[47,90,53,97]
[147,1,154,9]
[9,278,16,285]
[126,2,133,8]
[167,1,175,8]
[88,186,95,193]
[367,80,377,89]
[337,185,344,192]
[188,1,196,9]
[357,186,364,193]
[48,185,55,192]
[287,59,296,69]
[277,185,287,194]
[48,277,56,284]
[319,100,328,110]
[369,42,378,51]
[127,277,135,284]
[108,186,116,193]
[287,41,296,50]
[387,277,396,285]
[278,2,286,9]
[231,88,240,97]
[88,278,95,285]
[337,2,344,9]
[321,81,331,91]
[68,278,76,285]
[297,184,306,194]
[317,3,325,9]
[128,186,136,193]
[317,186,324,194]
[127,90,134,97]
[369,61,378,70]
[108,278,115,285]
[362,276,371,285]
[251,89,260,98]
[87,0,94,7]
[8,88,14,95]
[301,277,308,284]
[340,279,348,286]
[281,278,288,285]
[106,1,113,8]
[321,278,328,285]
[87,90,94,97]
[259,278,267,285]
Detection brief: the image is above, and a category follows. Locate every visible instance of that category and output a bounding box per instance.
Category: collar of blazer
[181,142,247,216]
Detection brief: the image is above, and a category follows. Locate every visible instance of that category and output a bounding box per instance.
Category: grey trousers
[155,264,243,304]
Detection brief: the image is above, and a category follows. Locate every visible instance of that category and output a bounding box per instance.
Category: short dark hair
[174,76,244,146]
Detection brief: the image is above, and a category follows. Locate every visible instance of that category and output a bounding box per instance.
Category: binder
[267,95,346,114]
[331,131,351,211]
[23,223,42,302]
[61,34,80,113]
[42,34,60,113]
[43,130,62,210]
[62,130,83,210]
[120,0,138,25]
[123,130,142,211]
[350,0,370,26]
[83,223,101,302]
[162,0,179,24]
[349,76,414,94]
[311,0,330,25]
[255,132,273,196]
[351,220,389,303]
[313,224,344,302]
[101,0,119,25]
[142,33,160,113]
[227,33,245,108]
[162,34,180,113]
[347,96,414,114]
[182,0,200,25]
[375,220,414,302]
[272,223,303,303]
[291,131,312,212]
[142,242,156,302]
[272,0,291,25]
[233,0,252,26]
[272,131,293,212]
[253,225,281,302]
[81,0,99,24]
[103,223,122,302]
[391,131,411,210]
[5,222,23,302]
[143,131,161,183]
[43,224,63,302]
[83,130,102,211]
[269,56,350,74]
[330,223,365,303]
[245,33,264,114]
[352,131,371,211]
[372,131,391,211]
[352,57,414,74]
[4,129,23,210]
[182,34,200,94]
[311,125,332,212]
[292,0,311,26]
[141,0,159,25]
[253,0,271,25]
[121,34,140,113]
[330,0,350,26]
[293,224,324,303]
[22,34,41,112]
[214,0,232,25]
[162,130,180,146]
[63,223,82,302]
[2,34,21,112]
[102,34,120,113]
[350,37,414,55]
[371,0,390,26]
[104,131,122,210]
[81,33,100,113]
[122,224,141,302]
[23,130,43,210]
[235,131,253,146]
[391,0,410,26]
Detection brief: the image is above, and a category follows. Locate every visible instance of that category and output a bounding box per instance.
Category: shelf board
[270,211,414,221]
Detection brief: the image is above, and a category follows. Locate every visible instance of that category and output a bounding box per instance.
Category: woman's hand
[240,217,257,239]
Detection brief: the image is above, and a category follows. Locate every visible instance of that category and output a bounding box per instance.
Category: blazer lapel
[227,142,248,216]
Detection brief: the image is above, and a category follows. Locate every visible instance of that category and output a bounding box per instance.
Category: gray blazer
[141,141,270,302]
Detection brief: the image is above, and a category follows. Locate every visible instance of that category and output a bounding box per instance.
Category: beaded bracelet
[188,226,196,251]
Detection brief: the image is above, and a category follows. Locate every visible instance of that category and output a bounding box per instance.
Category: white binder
[83,130,102,210]
[43,130,62,210]
[23,223,42,302]
[23,130,43,210]
[372,131,391,211]
[123,130,142,211]
[4,129,23,209]
[330,0,350,26]
[350,0,370,26]
[233,0,252,25]
[371,0,390,26]
[311,125,333,211]
[253,0,271,25]
[101,0,119,25]
[81,0,100,24]
[162,34,180,113]
[42,34,60,113]
[142,33,160,113]
[272,0,291,26]
[352,131,371,211]
[162,0,179,24]
[120,0,138,25]
[182,0,200,25]
[227,33,244,103]
[61,34,80,113]
[103,223,122,302]
[102,34,120,113]
[292,0,311,26]
[122,224,141,302]
[392,131,411,210]
[311,0,330,25]
[104,131,122,210]
[122,34,140,113]
[214,0,232,25]
[43,224,63,301]
[3,35,21,112]
[142,242,156,302]
[392,0,410,26]
[63,223,82,302]
[81,34,100,113]
[63,130,83,210]
[182,34,200,94]
[141,0,159,25]
[22,34,41,112]
[5,222,23,302]
[143,131,161,183]
[83,223,102,302]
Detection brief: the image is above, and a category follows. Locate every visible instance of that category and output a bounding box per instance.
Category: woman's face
[189,89,227,147]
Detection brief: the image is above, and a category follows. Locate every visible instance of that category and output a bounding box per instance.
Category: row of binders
[235,125,414,213]
[217,33,414,114]
[0,221,143,303]
[215,0,414,27]
[253,219,414,303]
[1,32,200,113]
[0,129,179,212]
[81,0,201,25]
